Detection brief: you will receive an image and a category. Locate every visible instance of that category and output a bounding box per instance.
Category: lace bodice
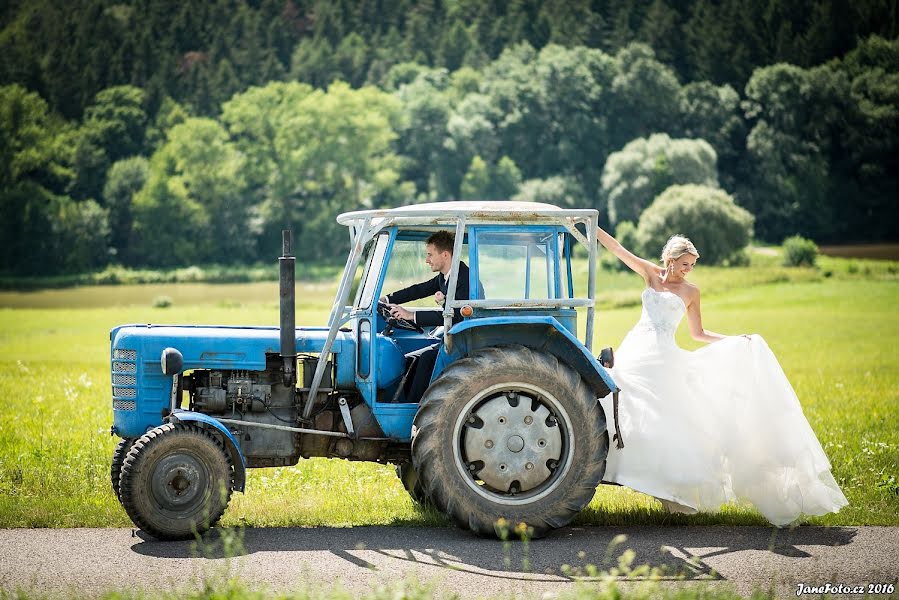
[630,288,686,338]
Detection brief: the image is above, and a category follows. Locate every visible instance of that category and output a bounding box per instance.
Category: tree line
[3,0,895,119]
[1,1,897,275]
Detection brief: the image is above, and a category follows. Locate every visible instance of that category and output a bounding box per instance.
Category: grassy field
[0,250,896,529]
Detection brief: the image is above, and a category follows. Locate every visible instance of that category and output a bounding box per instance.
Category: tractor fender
[168,409,248,492]
[433,316,618,398]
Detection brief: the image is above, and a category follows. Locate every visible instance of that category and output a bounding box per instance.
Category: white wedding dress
[598,288,848,526]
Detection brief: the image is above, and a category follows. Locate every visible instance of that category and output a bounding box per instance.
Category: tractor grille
[111,349,138,406]
[112,373,136,386]
[113,387,137,398]
[113,400,136,411]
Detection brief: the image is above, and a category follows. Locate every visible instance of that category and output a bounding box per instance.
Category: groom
[382,230,471,403]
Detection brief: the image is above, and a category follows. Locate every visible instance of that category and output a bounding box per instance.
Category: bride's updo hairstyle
[661,235,700,267]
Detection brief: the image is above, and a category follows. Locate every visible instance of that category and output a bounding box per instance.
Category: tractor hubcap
[454,382,572,506]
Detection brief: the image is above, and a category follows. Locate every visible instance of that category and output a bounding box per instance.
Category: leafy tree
[334,32,370,87]
[223,81,408,260]
[0,84,71,193]
[460,155,491,200]
[837,36,899,240]
[636,184,753,265]
[741,62,855,241]
[68,86,148,202]
[438,20,477,72]
[675,81,746,193]
[144,96,190,151]
[460,155,522,200]
[54,197,111,273]
[600,133,719,225]
[130,118,252,266]
[479,43,613,195]
[492,156,523,199]
[541,0,604,47]
[0,84,89,275]
[444,92,501,198]
[608,43,681,151]
[637,0,684,69]
[103,157,149,259]
[513,175,587,209]
[393,70,453,198]
[290,37,335,87]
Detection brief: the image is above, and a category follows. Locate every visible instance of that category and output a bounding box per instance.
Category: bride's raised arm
[596,226,661,284]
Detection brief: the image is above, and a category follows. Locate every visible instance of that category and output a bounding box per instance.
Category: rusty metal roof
[337,201,597,228]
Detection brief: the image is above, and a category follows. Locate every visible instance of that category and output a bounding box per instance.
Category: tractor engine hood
[110,324,350,373]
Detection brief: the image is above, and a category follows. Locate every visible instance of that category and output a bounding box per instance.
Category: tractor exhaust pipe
[279,230,296,387]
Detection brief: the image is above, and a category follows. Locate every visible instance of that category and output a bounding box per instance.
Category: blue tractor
[109,201,620,540]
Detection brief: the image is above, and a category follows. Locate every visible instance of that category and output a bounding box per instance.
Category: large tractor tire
[110,438,134,503]
[120,423,233,540]
[395,462,429,505]
[412,345,608,538]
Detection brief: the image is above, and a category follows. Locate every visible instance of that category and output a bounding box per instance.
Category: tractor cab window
[381,236,469,308]
[475,230,559,299]
[354,233,389,309]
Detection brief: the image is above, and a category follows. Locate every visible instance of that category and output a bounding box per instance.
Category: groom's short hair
[426,231,455,254]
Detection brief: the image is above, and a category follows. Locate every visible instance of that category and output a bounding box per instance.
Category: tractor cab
[312,201,610,440]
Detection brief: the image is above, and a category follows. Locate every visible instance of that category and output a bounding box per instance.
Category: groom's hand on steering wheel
[377,300,424,333]
[389,304,414,321]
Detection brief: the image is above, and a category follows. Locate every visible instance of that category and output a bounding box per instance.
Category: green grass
[0,262,343,291]
[0,251,896,529]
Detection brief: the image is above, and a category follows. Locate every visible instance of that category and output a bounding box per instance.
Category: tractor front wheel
[110,438,134,503]
[119,423,233,540]
[411,345,608,538]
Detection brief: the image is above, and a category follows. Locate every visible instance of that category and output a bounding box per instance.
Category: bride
[596,227,848,526]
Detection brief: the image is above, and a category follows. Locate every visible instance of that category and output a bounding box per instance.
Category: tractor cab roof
[337,201,597,230]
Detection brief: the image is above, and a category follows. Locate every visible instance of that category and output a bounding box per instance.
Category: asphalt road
[0,526,896,599]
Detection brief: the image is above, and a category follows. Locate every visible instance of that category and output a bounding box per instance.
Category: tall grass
[0,253,896,529]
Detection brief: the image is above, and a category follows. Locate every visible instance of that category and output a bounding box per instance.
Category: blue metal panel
[564,234,574,298]
[468,308,577,335]
[357,319,371,379]
[434,316,618,396]
[374,334,406,389]
[371,403,417,440]
[110,324,351,438]
[169,409,248,492]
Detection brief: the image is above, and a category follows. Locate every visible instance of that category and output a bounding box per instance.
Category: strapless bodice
[630,288,686,338]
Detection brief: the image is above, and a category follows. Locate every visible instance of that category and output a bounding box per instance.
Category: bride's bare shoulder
[684,282,701,301]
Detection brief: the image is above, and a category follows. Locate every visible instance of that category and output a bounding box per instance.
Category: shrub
[513,175,586,209]
[152,295,173,308]
[782,235,818,267]
[600,133,719,226]
[600,221,639,271]
[636,184,754,266]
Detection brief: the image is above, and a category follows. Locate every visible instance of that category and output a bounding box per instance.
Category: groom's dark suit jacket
[384,262,470,327]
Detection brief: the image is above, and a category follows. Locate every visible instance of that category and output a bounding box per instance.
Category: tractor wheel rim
[151,453,209,512]
[452,382,573,506]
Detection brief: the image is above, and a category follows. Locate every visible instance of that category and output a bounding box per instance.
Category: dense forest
[1,0,897,274]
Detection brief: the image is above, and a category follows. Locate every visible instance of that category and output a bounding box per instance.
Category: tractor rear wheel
[110,438,134,503]
[119,423,233,540]
[411,345,608,538]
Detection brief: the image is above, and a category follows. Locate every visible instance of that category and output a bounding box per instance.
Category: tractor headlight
[161,347,184,376]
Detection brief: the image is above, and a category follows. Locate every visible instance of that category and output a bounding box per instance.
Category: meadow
[0,250,896,529]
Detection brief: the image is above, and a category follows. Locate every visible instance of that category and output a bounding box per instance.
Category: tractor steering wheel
[377,301,424,334]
